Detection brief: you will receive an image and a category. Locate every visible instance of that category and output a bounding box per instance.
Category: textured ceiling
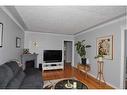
[6,6,127,35]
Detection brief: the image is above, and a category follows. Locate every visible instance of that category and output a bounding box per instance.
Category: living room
[0,4,127,93]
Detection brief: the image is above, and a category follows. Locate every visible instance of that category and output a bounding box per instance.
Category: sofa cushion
[22,74,42,84]
[0,64,14,88]
[20,68,43,89]
[24,68,41,76]
[24,68,42,83]
[5,61,20,75]
[20,75,42,89]
[20,82,43,89]
[6,70,25,89]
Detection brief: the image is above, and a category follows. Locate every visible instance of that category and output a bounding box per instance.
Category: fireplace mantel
[21,54,38,70]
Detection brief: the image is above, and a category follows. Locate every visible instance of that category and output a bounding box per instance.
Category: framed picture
[16,37,21,48]
[0,23,3,47]
[96,35,113,60]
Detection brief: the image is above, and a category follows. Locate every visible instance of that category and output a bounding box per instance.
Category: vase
[98,57,103,62]
[81,58,87,65]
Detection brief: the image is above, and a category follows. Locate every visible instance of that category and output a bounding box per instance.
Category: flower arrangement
[95,50,105,61]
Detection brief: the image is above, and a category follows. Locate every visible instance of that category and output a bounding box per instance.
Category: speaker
[39,63,42,71]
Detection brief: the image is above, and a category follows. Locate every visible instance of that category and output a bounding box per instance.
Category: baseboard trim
[87,72,117,89]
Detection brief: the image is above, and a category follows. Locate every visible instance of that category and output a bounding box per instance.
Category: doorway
[64,41,73,65]
[124,29,127,89]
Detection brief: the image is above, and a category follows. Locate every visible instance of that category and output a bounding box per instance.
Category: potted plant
[75,40,91,65]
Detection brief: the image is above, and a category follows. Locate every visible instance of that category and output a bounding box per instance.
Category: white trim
[1,6,25,31]
[25,31,73,37]
[121,26,127,89]
[120,28,125,89]
[74,15,126,37]
[87,72,117,89]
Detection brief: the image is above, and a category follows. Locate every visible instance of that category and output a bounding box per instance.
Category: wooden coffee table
[54,79,88,89]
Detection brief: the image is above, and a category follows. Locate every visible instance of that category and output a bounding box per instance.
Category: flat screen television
[43,50,62,63]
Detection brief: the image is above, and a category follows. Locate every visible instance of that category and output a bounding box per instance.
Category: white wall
[74,16,126,88]
[0,8,24,65]
[24,31,74,67]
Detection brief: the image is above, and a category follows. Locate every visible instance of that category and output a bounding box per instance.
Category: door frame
[63,40,74,67]
[121,27,127,89]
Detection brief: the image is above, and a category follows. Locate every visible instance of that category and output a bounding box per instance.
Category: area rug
[43,78,64,89]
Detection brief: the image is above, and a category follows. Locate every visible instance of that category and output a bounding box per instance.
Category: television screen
[43,50,62,63]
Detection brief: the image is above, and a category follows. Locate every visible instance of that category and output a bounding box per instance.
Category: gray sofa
[0,61,43,89]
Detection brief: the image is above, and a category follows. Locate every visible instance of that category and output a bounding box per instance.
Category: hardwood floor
[43,63,113,89]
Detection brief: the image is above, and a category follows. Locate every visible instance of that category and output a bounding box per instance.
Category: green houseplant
[75,40,91,64]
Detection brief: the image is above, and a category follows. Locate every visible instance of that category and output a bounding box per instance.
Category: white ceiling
[6,6,127,35]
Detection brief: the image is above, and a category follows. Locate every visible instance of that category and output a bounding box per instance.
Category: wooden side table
[77,64,90,78]
[96,61,106,85]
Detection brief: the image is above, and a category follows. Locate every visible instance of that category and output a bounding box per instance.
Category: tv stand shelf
[43,62,64,70]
